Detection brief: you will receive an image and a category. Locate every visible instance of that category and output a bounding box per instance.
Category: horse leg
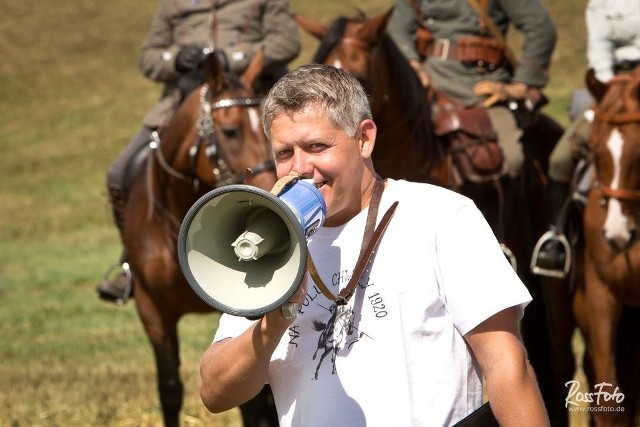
[583,258,624,426]
[615,306,640,427]
[237,385,279,427]
[135,289,183,427]
[539,276,576,426]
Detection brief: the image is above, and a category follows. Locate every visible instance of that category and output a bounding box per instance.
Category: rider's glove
[175,45,204,73]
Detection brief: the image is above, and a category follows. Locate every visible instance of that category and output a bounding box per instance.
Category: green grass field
[1,0,589,425]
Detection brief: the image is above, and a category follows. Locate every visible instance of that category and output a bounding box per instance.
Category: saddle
[433,94,508,185]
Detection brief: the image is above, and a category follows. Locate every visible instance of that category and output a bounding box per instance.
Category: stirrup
[98,262,133,305]
[530,230,571,278]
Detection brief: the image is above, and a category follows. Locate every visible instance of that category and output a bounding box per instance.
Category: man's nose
[291,152,314,177]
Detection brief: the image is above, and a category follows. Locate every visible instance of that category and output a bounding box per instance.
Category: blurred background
[0,0,587,425]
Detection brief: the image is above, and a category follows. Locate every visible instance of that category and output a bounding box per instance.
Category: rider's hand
[264,274,308,325]
[473,81,528,108]
[175,45,204,73]
[409,59,430,88]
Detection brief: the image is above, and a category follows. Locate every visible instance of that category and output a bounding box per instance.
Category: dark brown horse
[571,67,640,426]
[123,52,277,427]
[295,10,440,185]
[296,9,574,425]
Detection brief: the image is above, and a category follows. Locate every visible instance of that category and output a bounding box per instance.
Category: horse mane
[599,72,640,116]
[372,34,442,178]
[599,81,630,116]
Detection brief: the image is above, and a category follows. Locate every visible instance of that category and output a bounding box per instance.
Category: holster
[434,101,507,184]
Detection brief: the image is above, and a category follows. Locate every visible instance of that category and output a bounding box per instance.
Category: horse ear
[585,68,608,103]
[203,51,225,96]
[294,13,328,40]
[241,48,264,90]
[360,7,394,44]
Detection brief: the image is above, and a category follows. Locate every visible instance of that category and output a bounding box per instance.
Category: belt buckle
[434,38,450,60]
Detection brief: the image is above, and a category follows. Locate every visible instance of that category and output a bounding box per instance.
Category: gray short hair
[261,64,372,139]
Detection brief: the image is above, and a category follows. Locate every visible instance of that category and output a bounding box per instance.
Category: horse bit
[150,84,275,192]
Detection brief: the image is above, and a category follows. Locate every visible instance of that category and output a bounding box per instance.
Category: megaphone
[178,178,326,318]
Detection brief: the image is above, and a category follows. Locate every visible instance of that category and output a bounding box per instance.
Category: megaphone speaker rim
[178,184,308,318]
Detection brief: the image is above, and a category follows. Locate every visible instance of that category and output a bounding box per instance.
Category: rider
[97,0,301,304]
[531,0,640,277]
[387,0,557,181]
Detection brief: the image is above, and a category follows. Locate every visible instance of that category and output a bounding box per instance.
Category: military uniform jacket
[139,0,300,127]
[387,0,557,106]
[587,0,640,83]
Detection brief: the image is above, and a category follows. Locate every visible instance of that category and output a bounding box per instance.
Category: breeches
[486,106,523,177]
[548,112,591,183]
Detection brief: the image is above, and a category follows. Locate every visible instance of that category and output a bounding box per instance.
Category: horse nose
[602,226,635,251]
[602,199,634,250]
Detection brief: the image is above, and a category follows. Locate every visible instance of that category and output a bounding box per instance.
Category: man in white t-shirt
[198,64,550,426]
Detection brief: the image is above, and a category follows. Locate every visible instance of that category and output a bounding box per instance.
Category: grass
[1,0,589,425]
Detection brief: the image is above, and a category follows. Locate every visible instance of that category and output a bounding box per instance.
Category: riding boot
[531,179,571,277]
[97,187,134,304]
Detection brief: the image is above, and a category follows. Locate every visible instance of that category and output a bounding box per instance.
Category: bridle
[151,84,275,192]
[592,73,640,203]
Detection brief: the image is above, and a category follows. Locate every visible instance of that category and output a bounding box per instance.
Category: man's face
[269,105,375,227]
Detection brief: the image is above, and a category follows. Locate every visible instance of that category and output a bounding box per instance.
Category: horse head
[153,49,276,213]
[295,8,393,87]
[587,66,640,251]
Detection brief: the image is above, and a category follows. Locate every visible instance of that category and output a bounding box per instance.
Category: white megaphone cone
[177,176,326,318]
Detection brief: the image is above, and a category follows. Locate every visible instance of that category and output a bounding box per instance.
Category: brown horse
[122,52,277,427]
[296,9,574,425]
[571,67,640,426]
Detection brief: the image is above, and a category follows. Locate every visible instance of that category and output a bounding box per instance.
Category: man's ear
[359,119,377,158]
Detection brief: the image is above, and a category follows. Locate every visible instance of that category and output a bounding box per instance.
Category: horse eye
[600,197,608,207]
[222,128,240,139]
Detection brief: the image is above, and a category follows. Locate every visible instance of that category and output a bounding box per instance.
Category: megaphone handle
[269,171,300,196]
[307,200,399,306]
[242,168,253,185]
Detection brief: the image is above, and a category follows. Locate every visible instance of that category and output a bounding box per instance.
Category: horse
[295,9,575,425]
[571,67,640,426]
[122,51,278,427]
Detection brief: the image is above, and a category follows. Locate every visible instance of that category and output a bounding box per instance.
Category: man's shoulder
[386,179,472,208]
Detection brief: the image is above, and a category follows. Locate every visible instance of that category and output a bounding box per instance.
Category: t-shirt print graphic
[310,304,369,380]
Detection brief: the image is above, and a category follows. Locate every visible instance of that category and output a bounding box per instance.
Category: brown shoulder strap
[307,180,399,305]
[465,0,517,68]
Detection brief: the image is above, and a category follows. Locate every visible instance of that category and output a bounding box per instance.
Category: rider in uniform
[387,0,557,180]
[531,0,640,277]
[97,0,300,303]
